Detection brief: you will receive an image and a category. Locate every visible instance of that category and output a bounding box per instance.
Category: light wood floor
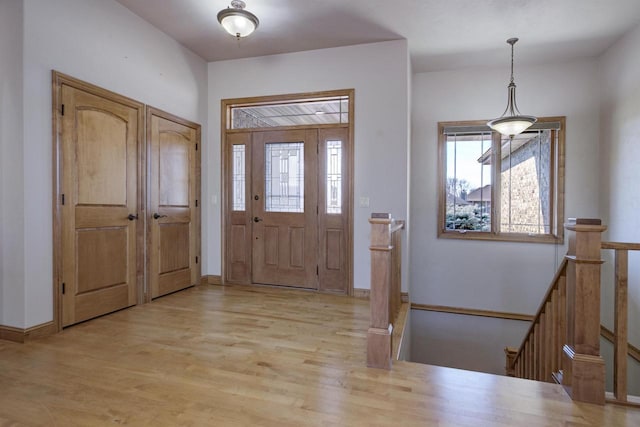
[1,285,639,426]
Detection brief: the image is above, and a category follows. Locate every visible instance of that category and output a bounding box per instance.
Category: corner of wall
[597,20,640,238]
[0,0,26,328]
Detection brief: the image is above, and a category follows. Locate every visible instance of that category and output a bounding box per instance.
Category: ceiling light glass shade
[487,38,537,137]
[488,115,536,136]
[488,116,536,136]
[217,1,259,38]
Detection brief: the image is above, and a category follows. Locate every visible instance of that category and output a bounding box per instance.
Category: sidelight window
[326,140,342,214]
[232,145,246,211]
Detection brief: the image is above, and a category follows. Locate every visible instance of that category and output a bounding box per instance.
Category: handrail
[390,220,405,235]
[367,213,405,369]
[600,326,640,364]
[601,241,640,250]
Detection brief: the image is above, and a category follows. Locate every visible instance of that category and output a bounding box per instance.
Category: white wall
[0,0,25,327]
[411,58,601,314]
[5,0,208,328]
[411,310,530,375]
[206,40,411,291]
[410,58,601,369]
[599,21,640,395]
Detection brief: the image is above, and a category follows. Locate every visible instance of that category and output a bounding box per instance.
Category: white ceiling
[115,0,640,72]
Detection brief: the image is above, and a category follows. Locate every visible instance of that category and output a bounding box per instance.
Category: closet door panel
[59,82,142,327]
[147,107,201,299]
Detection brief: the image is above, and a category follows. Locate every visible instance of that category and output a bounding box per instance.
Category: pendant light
[217,0,259,39]
[487,38,537,137]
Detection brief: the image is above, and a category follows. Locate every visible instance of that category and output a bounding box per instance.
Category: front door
[222,91,353,293]
[251,130,318,288]
[60,83,142,327]
[147,108,200,299]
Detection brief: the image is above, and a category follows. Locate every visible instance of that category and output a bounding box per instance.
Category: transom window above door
[226,95,350,129]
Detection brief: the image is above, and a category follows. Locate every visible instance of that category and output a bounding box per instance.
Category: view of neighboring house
[446,130,552,234]
[466,184,491,213]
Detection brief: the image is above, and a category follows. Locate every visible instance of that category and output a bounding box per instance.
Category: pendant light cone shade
[488,38,536,137]
[217,0,259,38]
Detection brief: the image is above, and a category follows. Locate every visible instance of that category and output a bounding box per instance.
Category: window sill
[438,230,564,244]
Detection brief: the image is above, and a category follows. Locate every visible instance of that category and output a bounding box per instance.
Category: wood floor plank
[1,284,639,426]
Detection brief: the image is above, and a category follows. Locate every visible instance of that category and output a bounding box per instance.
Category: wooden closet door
[60,84,142,327]
[147,108,200,299]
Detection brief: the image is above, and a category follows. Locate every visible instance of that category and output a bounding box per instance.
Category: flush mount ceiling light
[487,38,537,137]
[217,0,259,39]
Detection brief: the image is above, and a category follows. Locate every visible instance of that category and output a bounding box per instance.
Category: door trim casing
[53,71,145,332]
[220,89,355,295]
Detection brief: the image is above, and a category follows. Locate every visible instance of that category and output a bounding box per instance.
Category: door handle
[127,214,138,221]
[253,217,263,223]
[153,213,167,219]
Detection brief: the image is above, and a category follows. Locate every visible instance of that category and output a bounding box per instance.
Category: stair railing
[508,218,640,407]
[507,218,607,404]
[505,258,567,382]
[600,241,640,406]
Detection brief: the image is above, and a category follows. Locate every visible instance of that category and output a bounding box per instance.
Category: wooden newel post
[367,214,393,369]
[561,218,606,404]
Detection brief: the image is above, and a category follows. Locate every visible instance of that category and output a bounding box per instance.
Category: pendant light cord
[510,42,515,84]
[507,37,518,85]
